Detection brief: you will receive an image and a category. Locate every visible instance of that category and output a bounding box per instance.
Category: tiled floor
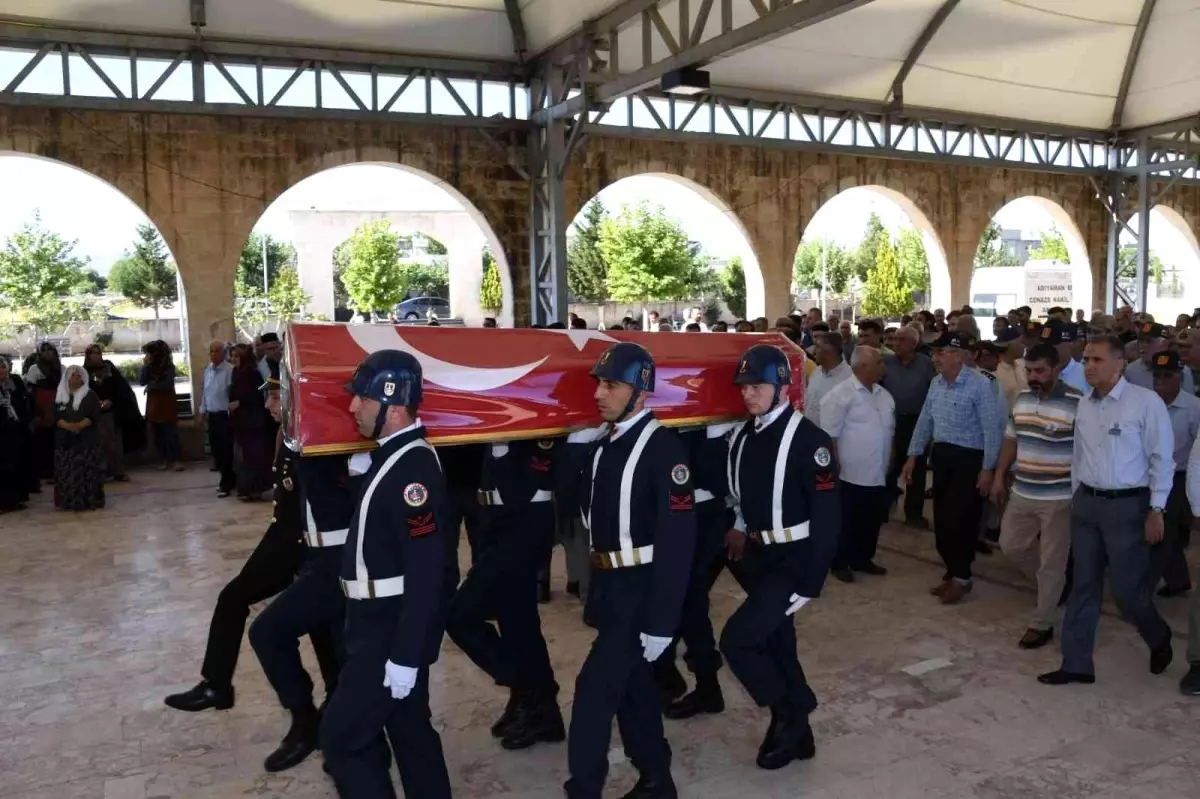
[1,468,1198,799]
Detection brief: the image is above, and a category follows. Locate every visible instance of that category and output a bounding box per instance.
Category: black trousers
[889,413,928,521]
[567,569,672,799]
[660,500,729,676]
[931,442,984,581]
[321,600,451,799]
[207,411,236,493]
[719,544,817,714]
[833,482,889,571]
[199,521,337,692]
[249,546,345,710]
[446,502,557,691]
[1148,473,1193,593]
[443,484,484,589]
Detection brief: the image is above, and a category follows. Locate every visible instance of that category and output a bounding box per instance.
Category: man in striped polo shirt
[990,343,1083,650]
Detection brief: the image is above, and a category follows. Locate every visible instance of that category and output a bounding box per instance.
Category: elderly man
[882,325,937,528]
[805,332,851,429]
[1148,350,1200,599]
[1127,323,1196,394]
[820,347,895,582]
[197,339,235,498]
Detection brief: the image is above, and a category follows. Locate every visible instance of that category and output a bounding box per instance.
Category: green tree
[896,227,931,296]
[793,239,854,295]
[332,241,351,309]
[853,212,888,282]
[340,219,406,316]
[268,264,311,319]
[396,262,449,298]
[1117,246,1165,284]
[423,234,448,256]
[107,224,178,320]
[681,245,721,298]
[1027,226,1071,263]
[0,212,92,336]
[721,256,747,319]
[237,234,297,299]
[480,249,503,313]
[568,199,610,302]
[861,237,912,317]
[974,220,1020,268]
[80,268,107,294]
[599,202,698,303]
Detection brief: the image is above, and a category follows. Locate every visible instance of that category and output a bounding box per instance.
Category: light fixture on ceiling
[661,67,710,96]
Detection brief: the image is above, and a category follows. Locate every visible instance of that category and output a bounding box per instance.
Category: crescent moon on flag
[345,325,549,393]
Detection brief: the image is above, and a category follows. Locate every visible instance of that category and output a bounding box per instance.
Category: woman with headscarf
[140,340,183,471]
[0,355,35,512]
[83,344,143,481]
[228,343,272,500]
[22,341,62,481]
[53,364,105,511]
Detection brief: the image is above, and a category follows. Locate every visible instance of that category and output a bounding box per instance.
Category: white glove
[640,633,672,662]
[382,660,418,700]
[785,594,810,617]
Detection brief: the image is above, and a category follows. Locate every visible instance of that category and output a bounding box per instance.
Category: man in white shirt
[804,332,851,428]
[197,340,235,497]
[820,346,895,582]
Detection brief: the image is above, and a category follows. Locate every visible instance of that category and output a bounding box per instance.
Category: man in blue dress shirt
[900,331,1000,605]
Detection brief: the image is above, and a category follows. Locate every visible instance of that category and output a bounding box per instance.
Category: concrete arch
[263,163,516,327]
[1150,204,1200,263]
[1125,204,1200,319]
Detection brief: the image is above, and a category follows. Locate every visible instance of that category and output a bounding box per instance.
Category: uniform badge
[282,477,294,491]
[640,366,651,384]
[600,350,611,365]
[814,447,832,467]
[738,358,748,373]
[537,440,554,450]
[383,381,396,397]
[777,364,787,380]
[403,482,429,507]
[671,463,690,485]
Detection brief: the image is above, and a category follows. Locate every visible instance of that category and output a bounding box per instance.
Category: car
[393,296,451,320]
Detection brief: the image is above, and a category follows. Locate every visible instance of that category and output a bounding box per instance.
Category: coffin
[284,323,807,454]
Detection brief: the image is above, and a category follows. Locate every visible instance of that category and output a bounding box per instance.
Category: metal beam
[888,0,960,108]
[1111,0,1156,129]
[503,0,529,64]
[536,0,878,121]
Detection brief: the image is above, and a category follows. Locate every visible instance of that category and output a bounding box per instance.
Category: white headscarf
[55,364,91,410]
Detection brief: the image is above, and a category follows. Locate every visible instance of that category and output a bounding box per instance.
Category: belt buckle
[339,578,348,597]
[367,580,376,599]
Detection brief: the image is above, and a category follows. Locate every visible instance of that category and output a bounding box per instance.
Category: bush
[93,331,114,348]
[115,356,189,383]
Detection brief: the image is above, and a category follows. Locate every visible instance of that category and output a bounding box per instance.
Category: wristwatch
[1150,506,1165,514]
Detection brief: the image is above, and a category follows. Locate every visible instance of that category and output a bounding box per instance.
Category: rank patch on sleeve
[530,457,551,473]
[407,513,437,537]
[537,439,554,450]
[670,493,694,512]
[403,482,429,507]
[670,463,691,485]
[815,472,836,491]
[813,447,832,468]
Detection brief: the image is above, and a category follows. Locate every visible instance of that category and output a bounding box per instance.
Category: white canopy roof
[4,0,1198,130]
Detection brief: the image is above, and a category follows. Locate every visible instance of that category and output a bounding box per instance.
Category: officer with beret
[163,361,339,717]
[1148,350,1200,598]
[720,343,840,771]
[248,371,360,773]
[445,433,565,751]
[319,350,451,799]
[567,342,696,799]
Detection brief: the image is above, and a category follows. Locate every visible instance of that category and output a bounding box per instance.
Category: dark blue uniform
[720,406,840,769]
[250,452,358,713]
[319,424,451,799]
[566,411,696,799]
[445,438,563,747]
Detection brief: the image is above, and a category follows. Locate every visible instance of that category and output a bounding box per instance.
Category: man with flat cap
[1040,320,1089,395]
[1127,322,1196,394]
[1148,349,1200,599]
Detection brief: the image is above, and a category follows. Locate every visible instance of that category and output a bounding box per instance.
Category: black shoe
[830,567,854,584]
[582,610,597,629]
[491,688,524,739]
[217,490,231,498]
[756,706,815,770]
[664,675,724,720]
[903,516,929,530]
[1150,641,1173,675]
[984,527,1001,544]
[1156,586,1190,599]
[264,706,320,772]
[618,772,678,799]
[500,690,566,750]
[164,680,234,712]
[1037,669,1095,686]
[566,581,580,598]
[538,579,551,604]
[853,562,888,576]
[655,661,687,708]
[1180,664,1200,696]
[1017,628,1054,650]
[975,540,993,555]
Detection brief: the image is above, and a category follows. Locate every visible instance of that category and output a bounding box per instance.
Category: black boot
[491,688,525,739]
[264,704,320,772]
[164,680,234,712]
[756,704,815,770]
[619,771,678,799]
[654,660,687,709]
[664,672,724,720]
[500,688,566,750]
[538,578,551,604]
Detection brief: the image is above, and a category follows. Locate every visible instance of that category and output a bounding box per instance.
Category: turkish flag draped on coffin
[283,323,807,455]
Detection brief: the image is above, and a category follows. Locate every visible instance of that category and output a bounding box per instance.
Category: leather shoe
[537,579,551,604]
[665,675,724,720]
[831,567,854,584]
[854,562,888,576]
[1150,641,1173,675]
[756,707,815,771]
[939,580,971,604]
[619,772,678,799]
[1180,663,1200,696]
[1037,669,1095,686]
[904,516,929,530]
[566,581,580,598]
[491,688,524,738]
[1156,585,1190,599]
[1018,628,1054,650]
[929,580,950,597]
[164,680,234,712]
[500,690,565,750]
[975,540,993,555]
[655,661,687,708]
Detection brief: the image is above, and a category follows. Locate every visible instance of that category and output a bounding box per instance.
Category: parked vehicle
[393,296,450,320]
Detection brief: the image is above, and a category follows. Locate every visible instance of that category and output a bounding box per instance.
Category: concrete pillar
[295,234,338,320]
[447,224,486,326]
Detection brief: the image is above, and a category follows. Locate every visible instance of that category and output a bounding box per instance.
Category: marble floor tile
[1,467,1197,798]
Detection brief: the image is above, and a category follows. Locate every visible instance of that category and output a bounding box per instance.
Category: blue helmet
[734,344,792,387]
[346,350,424,407]
[591,342,655,392]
